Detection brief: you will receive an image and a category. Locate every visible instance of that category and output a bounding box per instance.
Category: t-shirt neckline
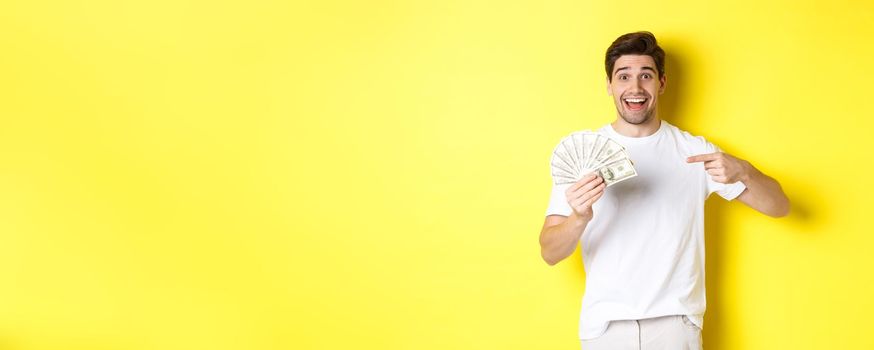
[604,119,667,144]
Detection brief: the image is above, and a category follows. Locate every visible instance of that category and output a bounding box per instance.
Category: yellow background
[1,0,872,349]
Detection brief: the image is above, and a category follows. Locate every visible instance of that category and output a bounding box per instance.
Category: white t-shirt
[545,120,746,340]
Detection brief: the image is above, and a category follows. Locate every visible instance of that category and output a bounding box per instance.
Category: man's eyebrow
[614,66,657,75]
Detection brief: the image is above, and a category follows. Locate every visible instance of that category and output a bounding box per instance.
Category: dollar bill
[552,167,578,182]
[581,133,596,169]
[553,175,579,185]
[551,157,576,177]
[591,138,623,169]
[572,133,586,174]
[600,148,629,166]
[598,158,637,186]
[551,144,576,174]
[550,131,637,186]
[586,135,606,169]
[561,138,579,172]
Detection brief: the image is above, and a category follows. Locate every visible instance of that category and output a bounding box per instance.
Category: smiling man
[538,32,790,350]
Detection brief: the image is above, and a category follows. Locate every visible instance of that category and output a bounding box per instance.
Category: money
[586,135,606,170]
[550,132,637,186]
[598,158,637,186]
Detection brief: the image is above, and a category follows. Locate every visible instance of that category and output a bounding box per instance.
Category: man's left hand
[686,152,751,184]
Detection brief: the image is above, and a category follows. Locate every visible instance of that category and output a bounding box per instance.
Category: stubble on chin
[620,111,652,125]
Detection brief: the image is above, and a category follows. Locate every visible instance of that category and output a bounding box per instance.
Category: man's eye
[619,75,627,80]
[642,74,651,79]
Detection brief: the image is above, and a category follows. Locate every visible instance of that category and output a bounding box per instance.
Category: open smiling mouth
[623,97,647,111]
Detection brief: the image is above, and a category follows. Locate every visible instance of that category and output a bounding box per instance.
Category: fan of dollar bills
[551,132,638,186]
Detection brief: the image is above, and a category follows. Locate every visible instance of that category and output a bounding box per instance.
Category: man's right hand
[565,173,606,220]
[541,173,605,265]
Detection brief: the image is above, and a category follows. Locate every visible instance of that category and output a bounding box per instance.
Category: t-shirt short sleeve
[704,142,747,201]
[545,183,573,216]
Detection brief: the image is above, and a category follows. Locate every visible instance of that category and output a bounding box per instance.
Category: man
[538,31,790,350]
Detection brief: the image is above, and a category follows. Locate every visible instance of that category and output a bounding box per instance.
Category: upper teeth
[625,98,645,103]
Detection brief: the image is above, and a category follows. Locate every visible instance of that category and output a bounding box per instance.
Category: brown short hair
[605,31,665,81]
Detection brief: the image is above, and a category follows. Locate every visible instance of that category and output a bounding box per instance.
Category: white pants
[580,315,702,350]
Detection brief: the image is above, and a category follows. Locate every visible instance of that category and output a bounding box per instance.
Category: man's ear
[606,78,612,96]
[658,74,667,94]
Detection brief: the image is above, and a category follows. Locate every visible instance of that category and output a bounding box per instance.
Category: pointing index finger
[686,152,720,163]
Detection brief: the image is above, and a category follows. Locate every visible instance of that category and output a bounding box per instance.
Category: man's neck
[611,116,662,137]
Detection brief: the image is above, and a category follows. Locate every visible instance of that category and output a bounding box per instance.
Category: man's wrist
[740,160,759,183]
[569,211,592,227]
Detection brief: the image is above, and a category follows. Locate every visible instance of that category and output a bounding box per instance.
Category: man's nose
[631,78,645,91]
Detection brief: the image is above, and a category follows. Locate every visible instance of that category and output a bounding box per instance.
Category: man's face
[607,55,666,125]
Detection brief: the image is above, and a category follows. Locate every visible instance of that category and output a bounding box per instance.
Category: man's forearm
[540,213,590,265]
[739,163,791,217]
